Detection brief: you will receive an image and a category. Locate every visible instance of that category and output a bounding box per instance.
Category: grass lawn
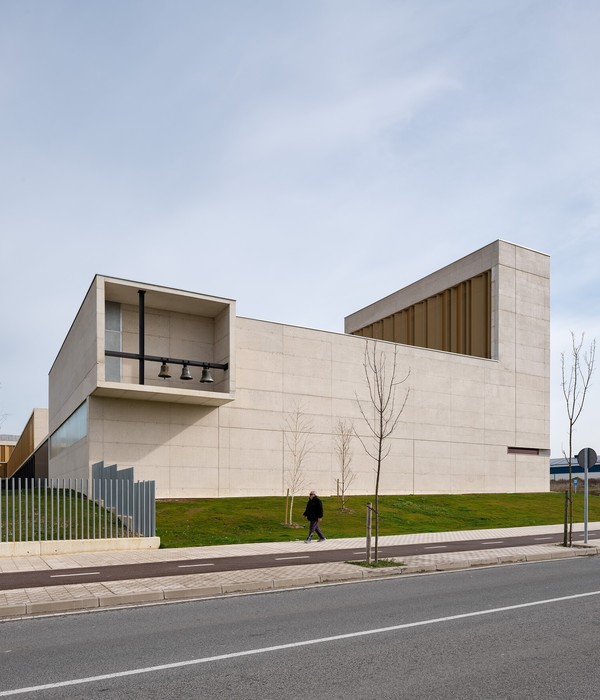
[156,492,600,548]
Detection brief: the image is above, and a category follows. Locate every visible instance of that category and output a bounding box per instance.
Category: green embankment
[156,492,599,548]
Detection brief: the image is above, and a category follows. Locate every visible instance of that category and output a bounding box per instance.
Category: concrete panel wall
[47,241,550,497]
[49,279,100,433]
[87,397,220,496]
[90,308,548,498]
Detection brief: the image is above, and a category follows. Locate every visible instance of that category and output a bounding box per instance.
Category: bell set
[158,361,214,383]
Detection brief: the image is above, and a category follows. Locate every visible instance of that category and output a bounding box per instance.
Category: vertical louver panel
[353,270,491,359]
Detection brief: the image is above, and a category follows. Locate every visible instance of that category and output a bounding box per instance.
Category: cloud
[230,69,461,163]
[2,0,600,457]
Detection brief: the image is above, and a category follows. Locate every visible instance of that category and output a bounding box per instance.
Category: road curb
[98,591,164,607]
[26,597,99,615]
[274,575,321,588]
[498,553,527,564]
[164,585,223,599]
[0,604,27,617]
[222,581,274,594]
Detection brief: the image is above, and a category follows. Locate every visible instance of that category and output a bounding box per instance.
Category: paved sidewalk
[1,523,599,619]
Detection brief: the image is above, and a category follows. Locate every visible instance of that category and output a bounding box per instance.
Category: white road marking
[178,563,215,569]
[274,556,310,561]
[424,545,447,549]
[49,573,100,578]
[352,551,367,555]
[480,541,504,545]
[534,537,554,540]
[4,588,598,696]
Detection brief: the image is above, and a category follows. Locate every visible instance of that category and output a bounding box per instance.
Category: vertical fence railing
[0,476,156,543]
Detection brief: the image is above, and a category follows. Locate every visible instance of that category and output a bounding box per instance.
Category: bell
[158,362,171,379]
[180,364,193,380]
[200,366,214,384]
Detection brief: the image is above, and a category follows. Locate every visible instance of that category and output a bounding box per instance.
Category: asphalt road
[0,529,598,591]
[2,557,600,698]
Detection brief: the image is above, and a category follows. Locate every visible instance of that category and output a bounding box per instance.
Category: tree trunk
[563,491,568,547]
[366,502,372,564]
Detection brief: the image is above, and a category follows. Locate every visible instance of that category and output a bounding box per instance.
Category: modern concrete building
[46,240,550,498]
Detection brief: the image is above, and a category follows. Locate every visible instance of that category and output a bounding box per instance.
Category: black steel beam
[105,350,228,372]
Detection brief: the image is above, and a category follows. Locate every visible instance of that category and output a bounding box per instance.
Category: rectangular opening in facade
[507,447,541,455]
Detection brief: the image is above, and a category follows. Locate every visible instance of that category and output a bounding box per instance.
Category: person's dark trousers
[306,520,325,541]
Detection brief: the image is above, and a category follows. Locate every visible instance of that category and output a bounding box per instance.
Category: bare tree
[283,401,313,526]
[561,332,596,546]
[334,419,355,511]
[355,340,410,562]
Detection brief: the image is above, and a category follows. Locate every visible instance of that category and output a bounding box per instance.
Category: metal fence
[0,471,155,543]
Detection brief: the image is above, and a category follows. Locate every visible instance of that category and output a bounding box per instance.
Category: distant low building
[550,457,600,479]
[3,410,49,480]
[18,239,550,498]
[0,435,19,478]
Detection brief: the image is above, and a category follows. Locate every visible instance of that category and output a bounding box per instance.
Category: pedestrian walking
[303,490,326,542]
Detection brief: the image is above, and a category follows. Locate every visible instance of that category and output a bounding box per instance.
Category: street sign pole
[577,448,597,545]
[585,461,589,544]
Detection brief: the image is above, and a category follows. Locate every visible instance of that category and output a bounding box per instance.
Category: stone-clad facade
[48,240,550,498]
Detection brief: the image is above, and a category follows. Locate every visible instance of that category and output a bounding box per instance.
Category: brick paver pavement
[1,523,599,618]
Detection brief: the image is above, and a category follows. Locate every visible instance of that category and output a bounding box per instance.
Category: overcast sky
[1,0,599,457]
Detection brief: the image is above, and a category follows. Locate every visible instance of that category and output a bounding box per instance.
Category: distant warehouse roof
[550,457,600,475]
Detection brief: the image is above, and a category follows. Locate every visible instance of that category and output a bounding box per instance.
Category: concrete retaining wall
[0,537,160,558]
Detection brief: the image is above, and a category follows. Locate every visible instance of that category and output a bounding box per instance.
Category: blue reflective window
[49,401,88,460]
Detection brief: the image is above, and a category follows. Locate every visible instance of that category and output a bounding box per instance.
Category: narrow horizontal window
[508,447,540,455]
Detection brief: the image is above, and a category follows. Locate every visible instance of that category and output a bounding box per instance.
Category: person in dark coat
[303,490,326,542]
